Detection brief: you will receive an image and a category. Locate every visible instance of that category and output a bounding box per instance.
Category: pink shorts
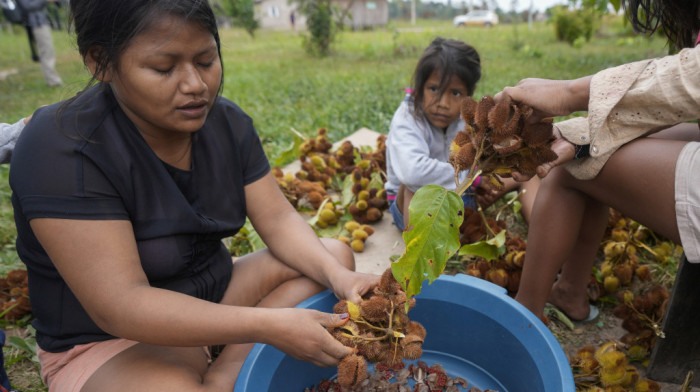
[38,338,140,392]
[675,142,700,263]
[38,339,212,391]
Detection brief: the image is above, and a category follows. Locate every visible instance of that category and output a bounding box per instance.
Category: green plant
[221,0,259,37]
[295,0,336,56]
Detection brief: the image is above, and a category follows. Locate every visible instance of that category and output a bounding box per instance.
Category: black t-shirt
[10,84,270,352]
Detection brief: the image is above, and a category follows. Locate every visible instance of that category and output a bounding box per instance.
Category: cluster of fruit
[306,361,475,392]
[459,206,506,245]
[347,169,387,225]
[448,95,558,192]
[571,342,661,391]
[270,128,389,253]
[327,269,426,389]
[459,207,526,295]
[613,285,669,353]
[591,215,654,298]
[337,220,375,253]
[0,269,31,322]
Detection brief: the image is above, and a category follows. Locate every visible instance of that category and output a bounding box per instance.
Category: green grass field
[0,17,669,390]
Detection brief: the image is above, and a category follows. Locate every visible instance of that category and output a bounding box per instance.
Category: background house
[254,0,388,30]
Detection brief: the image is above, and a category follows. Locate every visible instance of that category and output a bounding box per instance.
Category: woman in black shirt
[10,0,379,390]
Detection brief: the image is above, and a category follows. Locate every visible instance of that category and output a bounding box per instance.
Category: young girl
[9,1,378,390]
[385,38,539,230]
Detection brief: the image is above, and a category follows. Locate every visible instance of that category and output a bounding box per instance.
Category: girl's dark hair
[624,0,700,49]
[411,37,481,118]
[68,0,222,95]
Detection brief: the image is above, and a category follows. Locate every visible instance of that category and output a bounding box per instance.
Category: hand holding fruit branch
[391,95,559,305]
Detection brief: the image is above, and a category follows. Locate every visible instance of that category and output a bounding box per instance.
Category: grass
[0,16,668,391]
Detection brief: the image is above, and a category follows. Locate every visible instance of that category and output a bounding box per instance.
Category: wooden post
[647,254,700,386]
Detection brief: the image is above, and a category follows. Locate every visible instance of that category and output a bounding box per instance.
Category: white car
[453,10,499,27]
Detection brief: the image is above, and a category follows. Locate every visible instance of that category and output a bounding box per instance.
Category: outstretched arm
[494,76,593,123]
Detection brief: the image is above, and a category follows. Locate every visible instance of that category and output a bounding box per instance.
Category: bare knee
[321,237,355,272]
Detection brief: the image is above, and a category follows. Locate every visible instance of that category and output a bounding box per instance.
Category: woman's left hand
[510,125,576,181]
[329,270,380,303]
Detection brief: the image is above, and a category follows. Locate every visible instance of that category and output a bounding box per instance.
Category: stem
[454,169,482,197]
[355,319,387,332]
[477,206,497,239]
[495,188,526,221]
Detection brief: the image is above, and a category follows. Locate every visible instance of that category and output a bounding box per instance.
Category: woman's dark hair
[411,37,481,118]
[69,0,222,94]
[624,0,700,49]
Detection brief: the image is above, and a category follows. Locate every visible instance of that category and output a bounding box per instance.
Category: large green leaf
[391,185,463,302]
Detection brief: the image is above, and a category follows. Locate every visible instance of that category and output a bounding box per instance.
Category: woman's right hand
[263,308,354,367]
[494,76,592,123]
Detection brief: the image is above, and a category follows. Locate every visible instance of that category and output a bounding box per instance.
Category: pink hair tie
[405,87,414,94]
[696,31,700,46]
[472,175,481,188]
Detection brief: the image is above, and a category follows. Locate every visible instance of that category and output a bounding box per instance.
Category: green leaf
[458,241,499,261]
[341,175,355,207]
[316,222,345,238]
[458,229,507,261]
[512,200,522,215]
[8,335,37,355]
[544,304,575,330]
[272,130,305,167]
[391,185,464,302]
[368,172,384,190]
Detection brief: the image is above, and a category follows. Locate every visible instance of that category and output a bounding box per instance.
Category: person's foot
[547,282,593,321]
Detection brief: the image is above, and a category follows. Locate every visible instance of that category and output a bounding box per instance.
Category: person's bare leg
[517,177,540,223]
[547,193,609,320]
[516,136,690,320]
[515,168,589,321]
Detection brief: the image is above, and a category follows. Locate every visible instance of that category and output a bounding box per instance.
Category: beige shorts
[38,338,210,391]
[675,142,700,263]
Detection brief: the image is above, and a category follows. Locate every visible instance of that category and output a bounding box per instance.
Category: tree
[292,0,337,56]
[221,0,260,38]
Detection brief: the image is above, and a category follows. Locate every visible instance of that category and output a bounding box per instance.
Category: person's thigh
[563,137,692,243]
[81,344,210,392]
[220,237,351,308]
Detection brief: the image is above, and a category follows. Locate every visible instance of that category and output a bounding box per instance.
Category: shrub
[552,6,598,45]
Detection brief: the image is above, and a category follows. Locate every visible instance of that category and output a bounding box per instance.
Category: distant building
[254,0,388,30]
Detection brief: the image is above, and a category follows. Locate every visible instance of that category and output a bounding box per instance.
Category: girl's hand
[329,270,380,304]
[265,308,354,367]
[475,180,503,209]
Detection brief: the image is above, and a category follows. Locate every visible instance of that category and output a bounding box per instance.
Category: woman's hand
[510,125,577,181]
[328,270,380,303]
[264,308,354,367]
[494,76,592,123]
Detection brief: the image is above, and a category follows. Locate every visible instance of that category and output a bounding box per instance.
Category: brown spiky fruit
[360,296,391,322]
[337,354,367,388]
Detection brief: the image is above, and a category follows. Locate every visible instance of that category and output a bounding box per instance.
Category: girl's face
[105,15,222,140]
[421,71,468,130]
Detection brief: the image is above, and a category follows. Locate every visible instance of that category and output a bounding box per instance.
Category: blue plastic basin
[234,274,574,391]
